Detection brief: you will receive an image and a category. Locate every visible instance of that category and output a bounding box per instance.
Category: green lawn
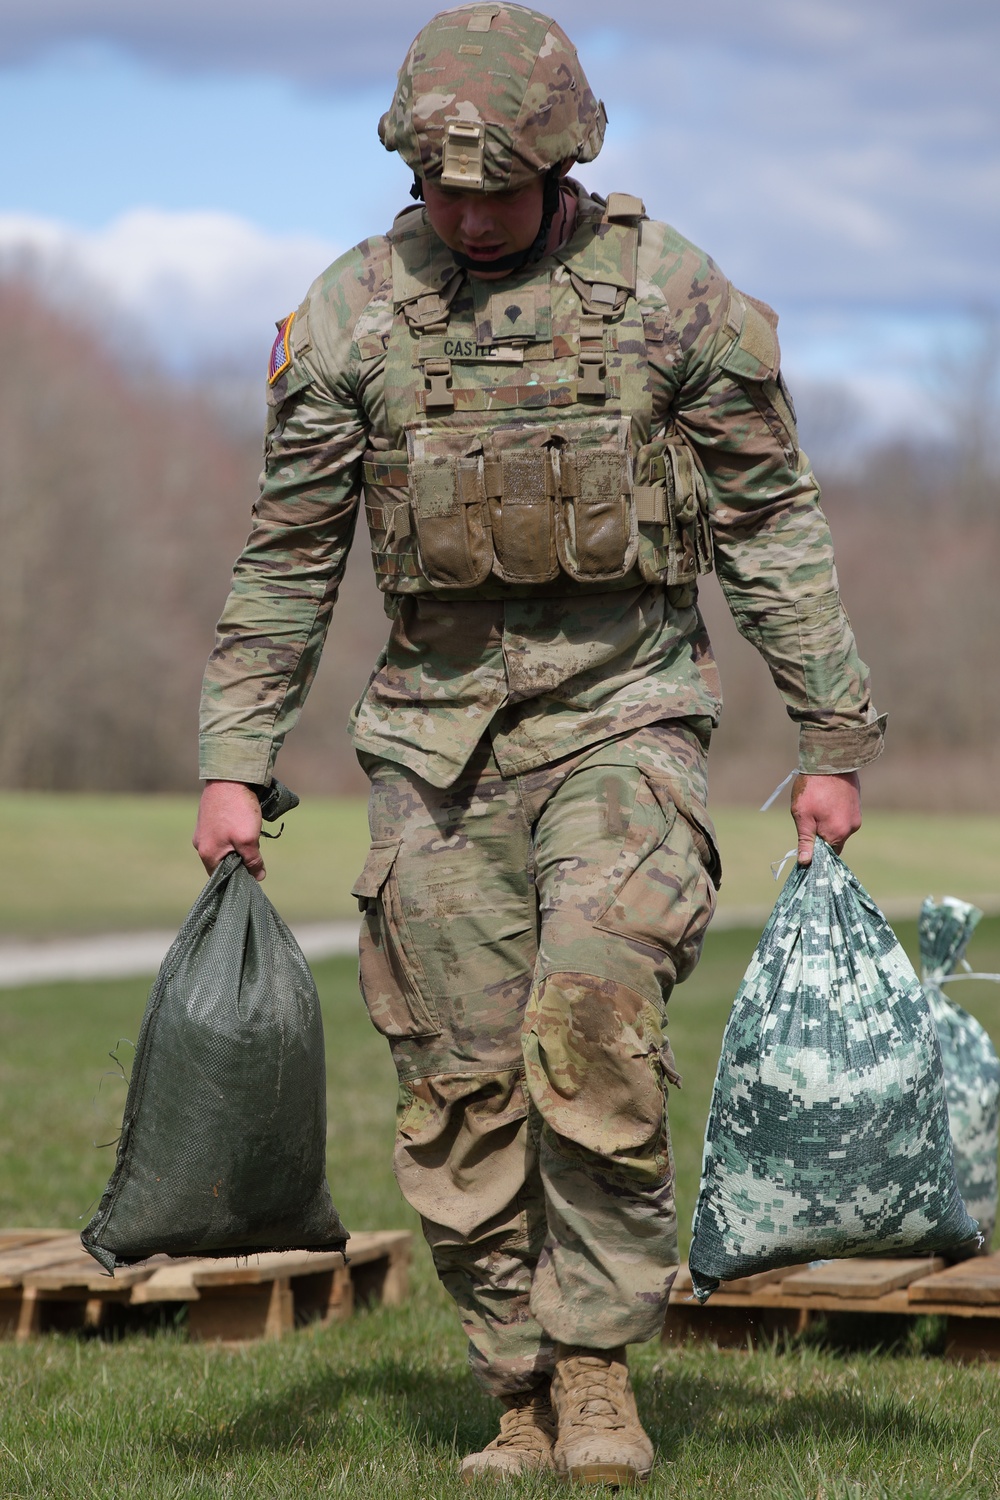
[1,918,1000,1497]
[3,792,998,937]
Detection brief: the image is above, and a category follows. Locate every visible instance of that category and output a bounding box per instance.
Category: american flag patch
[268,311,295,385]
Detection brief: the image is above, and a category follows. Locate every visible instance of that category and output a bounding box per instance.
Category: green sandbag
[82,851,348,1272]
[688,840,978,1303]
[920,897,1000,1247]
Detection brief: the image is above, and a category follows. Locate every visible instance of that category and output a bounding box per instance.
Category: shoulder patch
[268,312,295,385]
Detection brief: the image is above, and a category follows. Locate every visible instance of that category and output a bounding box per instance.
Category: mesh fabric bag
[920,896,1000,1247]
[82,852,348,1271]
[688,840,978,1302]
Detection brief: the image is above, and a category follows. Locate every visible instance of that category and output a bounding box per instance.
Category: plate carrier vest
[359,193,714,600]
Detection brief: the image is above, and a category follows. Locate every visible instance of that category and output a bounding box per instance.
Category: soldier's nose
[460,201,498,238]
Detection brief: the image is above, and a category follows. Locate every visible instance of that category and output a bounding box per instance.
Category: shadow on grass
[637,1360,957,1459]
[154,1354,497,1466]
[154,1343,957,1473]
[797,1312,947,1357]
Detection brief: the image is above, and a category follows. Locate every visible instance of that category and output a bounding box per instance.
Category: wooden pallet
[0,1229,411,1344]
[663,1253,1000,1362]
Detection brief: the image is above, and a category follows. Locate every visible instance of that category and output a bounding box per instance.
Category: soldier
[194,3,884,1485]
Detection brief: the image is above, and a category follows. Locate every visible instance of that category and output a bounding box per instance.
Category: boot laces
[494,1398,555,1453]
[561,1359,629,1432]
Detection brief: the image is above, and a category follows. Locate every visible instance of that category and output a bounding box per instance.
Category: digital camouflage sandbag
[920,896,1000,1247]
[82,844,348,1271]
[688,839,978,1302]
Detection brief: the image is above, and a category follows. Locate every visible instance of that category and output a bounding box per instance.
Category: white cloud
[577,30,1000,311]
[0,209,339,373]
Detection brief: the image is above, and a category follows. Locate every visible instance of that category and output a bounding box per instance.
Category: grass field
[2,913,1000,1497]
[3,792,999,937]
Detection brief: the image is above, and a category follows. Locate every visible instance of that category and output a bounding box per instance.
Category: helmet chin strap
[414,167,564,275]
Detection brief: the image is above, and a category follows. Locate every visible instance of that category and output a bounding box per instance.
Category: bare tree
[1,278,997,808]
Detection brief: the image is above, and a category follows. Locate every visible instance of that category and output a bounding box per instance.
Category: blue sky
[0,45,396,239]
[1,0,997,450]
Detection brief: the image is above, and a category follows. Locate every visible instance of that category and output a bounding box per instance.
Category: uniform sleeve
[662,256,885,774]
[198,251,380,784]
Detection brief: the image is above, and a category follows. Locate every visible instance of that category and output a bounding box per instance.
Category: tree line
[1,278,996,809]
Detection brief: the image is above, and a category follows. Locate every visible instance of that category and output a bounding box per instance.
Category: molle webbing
[559,202,640,403]
[363,451,632,508]
[361,195,713,597]
[363,443,635,590]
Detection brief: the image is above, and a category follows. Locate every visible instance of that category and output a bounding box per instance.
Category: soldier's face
[422,177,545,277]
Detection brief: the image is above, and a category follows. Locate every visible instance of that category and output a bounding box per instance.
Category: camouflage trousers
[352,721,719,1397]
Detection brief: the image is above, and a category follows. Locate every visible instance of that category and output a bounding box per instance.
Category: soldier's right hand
[193,780,265,880]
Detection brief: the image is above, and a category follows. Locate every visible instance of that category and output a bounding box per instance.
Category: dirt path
[0,922,362,988]
[6,893,983,989]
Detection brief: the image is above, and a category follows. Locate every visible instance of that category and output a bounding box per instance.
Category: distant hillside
[1,277,996,808]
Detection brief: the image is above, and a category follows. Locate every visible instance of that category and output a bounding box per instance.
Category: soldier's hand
[193,780,265,880]
[790,771,862,866]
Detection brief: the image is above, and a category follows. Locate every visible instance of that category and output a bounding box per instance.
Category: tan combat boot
[459,1385,557,1482]
[551,1345,654,1487]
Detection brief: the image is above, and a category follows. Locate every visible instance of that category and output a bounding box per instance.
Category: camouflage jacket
[200,186,884,790]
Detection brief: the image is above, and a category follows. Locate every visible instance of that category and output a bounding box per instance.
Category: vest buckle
[423,357,455,411]
[578,348,606,398]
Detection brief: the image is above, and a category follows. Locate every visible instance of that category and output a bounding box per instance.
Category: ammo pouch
[634,437,712,587]
[484,448,558,585]
[363,432,707,595]
[553,446,637,585]
[364,430,639,591]
[410,454,495,589]
[481,438,637,587]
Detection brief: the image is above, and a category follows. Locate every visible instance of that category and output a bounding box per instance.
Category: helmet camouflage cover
[379,3,606,191]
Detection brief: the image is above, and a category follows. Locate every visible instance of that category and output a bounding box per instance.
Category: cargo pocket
[797,592,851,711]
[594,777,716,977]
[351,839,441,1038]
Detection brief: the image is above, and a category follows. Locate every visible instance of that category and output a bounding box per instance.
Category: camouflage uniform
[200,2,883,1397]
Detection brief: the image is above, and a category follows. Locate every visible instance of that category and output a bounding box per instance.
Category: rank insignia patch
[268,311,295,385]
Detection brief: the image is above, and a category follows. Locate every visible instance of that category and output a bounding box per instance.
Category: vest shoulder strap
[556,198,640,311]
[389,208,465,329]
[604,192,646,223]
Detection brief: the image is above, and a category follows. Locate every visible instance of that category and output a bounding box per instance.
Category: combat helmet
[379,3,606,193]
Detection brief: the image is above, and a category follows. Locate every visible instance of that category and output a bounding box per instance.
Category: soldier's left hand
[790,771,862,865]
